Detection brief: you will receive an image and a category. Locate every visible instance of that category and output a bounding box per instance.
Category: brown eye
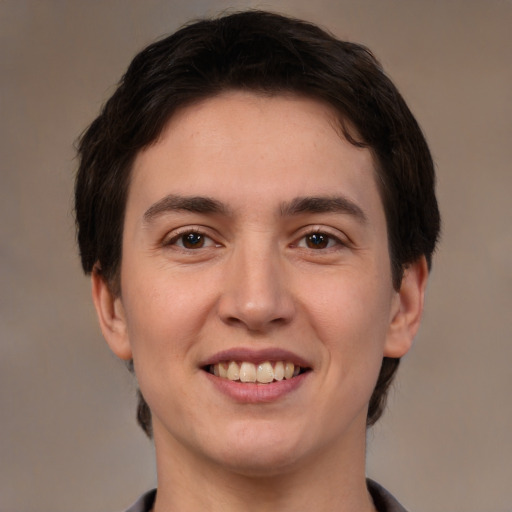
[181,232,205,249]
[305,233,330,249]
[164,229,220,252]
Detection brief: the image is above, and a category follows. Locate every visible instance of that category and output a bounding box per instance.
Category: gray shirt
[124,479,408,512]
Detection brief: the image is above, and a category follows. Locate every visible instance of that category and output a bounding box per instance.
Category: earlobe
[384,256,429,358]
[91,267,133,360]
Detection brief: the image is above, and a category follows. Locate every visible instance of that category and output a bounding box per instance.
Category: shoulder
[367,479,409,512]
[122,489,156,512]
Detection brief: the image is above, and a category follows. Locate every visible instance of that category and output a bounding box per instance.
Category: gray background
[1,1,511,511]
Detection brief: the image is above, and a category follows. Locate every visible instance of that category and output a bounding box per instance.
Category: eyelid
[162,226,221,248]
[291,225,350,249]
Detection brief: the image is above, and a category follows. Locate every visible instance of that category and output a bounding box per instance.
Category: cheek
[119,271,213,420]
[305,269,393,376]
[120,265,217,363]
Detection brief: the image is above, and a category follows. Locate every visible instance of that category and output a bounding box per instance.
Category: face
[94,91,422,477]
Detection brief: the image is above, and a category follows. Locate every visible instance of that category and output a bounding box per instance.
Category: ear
[384,256,429,358]
[91,267,133,361]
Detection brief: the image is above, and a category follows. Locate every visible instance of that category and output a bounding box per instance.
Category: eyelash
[163,228,219,250]
[293,228,347,251]
[163,226,347,253]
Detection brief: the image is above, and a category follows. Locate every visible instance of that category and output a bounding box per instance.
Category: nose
[217,240,296,333]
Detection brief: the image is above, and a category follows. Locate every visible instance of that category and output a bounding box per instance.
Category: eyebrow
[142,193,367,224]
[143,194,230,223]
[280,196,367,223]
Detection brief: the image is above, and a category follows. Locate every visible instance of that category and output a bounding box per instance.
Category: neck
[151,419,376,512]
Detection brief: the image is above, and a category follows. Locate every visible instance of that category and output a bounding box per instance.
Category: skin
[93,91,428,512]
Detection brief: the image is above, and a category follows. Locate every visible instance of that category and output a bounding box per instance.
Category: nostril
[221,311,290,332]
[224,316,245,327]
[216,270,296,330]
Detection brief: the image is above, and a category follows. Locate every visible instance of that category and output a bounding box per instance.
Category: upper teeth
[211,361,300,384]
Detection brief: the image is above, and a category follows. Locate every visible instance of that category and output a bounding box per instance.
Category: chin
[212,447,302,478]
[204,422,310,476]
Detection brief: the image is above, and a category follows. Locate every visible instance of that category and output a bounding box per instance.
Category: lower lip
[203,371,309,403]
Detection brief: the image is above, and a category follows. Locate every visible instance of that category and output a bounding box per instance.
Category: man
[75,10,440,512]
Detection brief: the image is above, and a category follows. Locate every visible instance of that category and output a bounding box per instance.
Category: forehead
[128,91,383,224]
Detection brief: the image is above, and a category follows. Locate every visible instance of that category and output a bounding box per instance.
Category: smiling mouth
[204,361,310,384]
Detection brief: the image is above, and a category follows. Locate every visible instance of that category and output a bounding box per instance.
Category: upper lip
[199,347,312,369]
